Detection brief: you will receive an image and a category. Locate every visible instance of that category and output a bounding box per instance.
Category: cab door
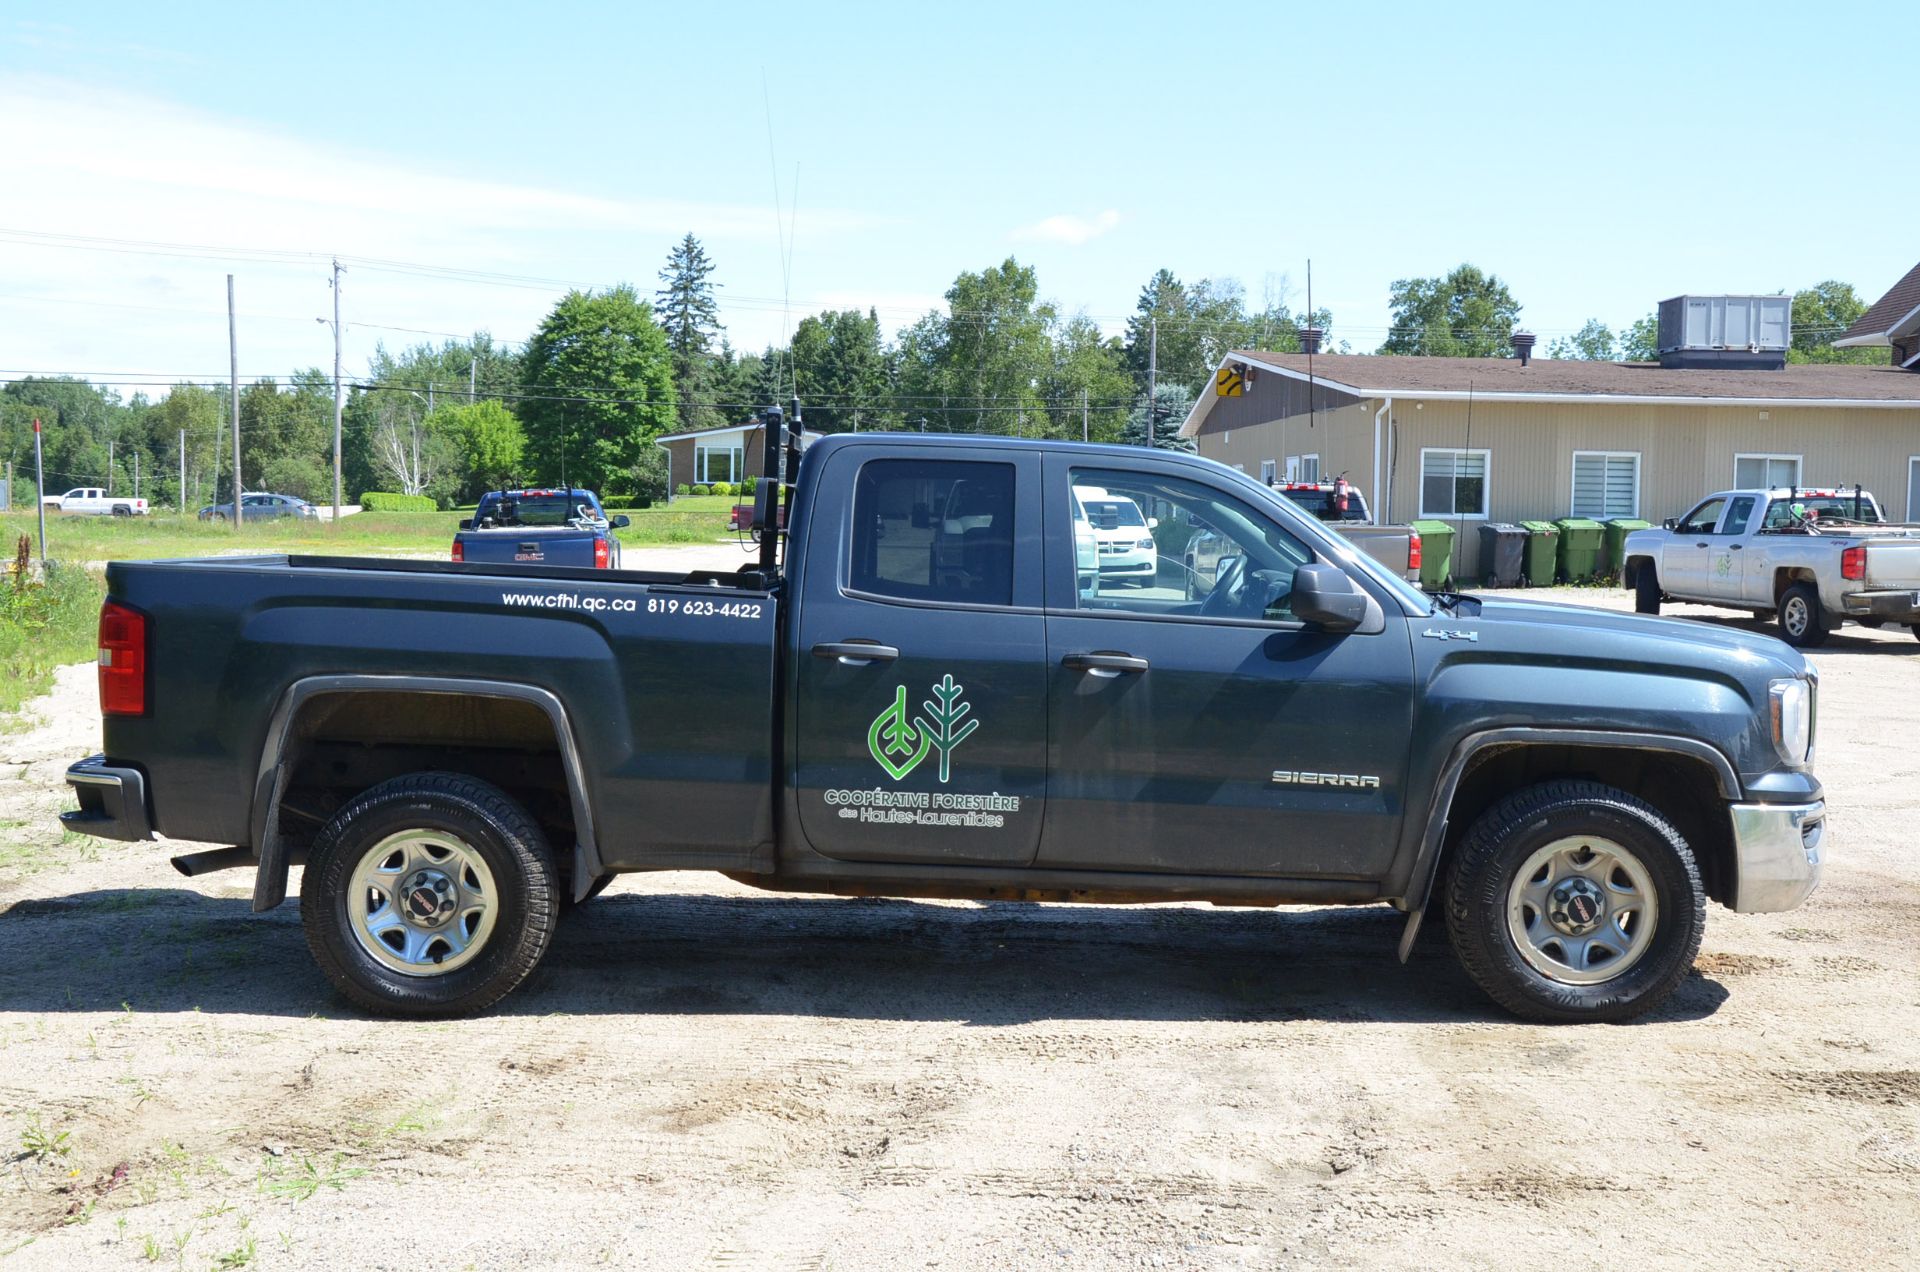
[791,443,1048,867]
[1662,496,1726,597]
[1036,454,1417,881]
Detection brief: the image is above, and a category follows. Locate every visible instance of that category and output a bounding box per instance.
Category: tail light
[1841,545,1865,581]
[1408,532,1423,573]
[450,541,464,563]
[593,538,610,569]
[98,601,148,716]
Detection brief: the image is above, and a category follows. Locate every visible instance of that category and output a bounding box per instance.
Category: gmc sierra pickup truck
[1622,487,1920,647]
[453,488,630,569]
[62,410,1825,1023]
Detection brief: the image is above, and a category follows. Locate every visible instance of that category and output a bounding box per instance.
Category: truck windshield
[483,496,596,527]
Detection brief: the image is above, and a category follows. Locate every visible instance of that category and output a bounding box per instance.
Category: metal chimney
[1510,331,1536,366]
[1299,327,1325,355]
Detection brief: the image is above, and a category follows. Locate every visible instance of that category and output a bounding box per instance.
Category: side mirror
[1290,564,1367,632]
[611,514,630,529]
[458,518,473,531]
[1662,518,1676,531]
[1147,516,1160,530]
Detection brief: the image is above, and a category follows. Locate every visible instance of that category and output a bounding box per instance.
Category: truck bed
[99,553,779,872]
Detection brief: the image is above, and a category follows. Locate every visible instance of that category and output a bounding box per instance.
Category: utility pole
[331,258,343,523]
[1147,315,1158,449]
[33,418,47,569]
[468,357,476,402]
[133,451,139,499]
[178,430,185,515]
[229,274,242,528]
[108,439,114,493]
[1082,388,1089,443]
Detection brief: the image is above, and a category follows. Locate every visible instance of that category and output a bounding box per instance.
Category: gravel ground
[1,578,1915,1270]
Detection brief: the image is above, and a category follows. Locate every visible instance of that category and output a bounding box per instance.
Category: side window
[1720,496,1756,536]
[1676,498,1725,535]
[1067,467,1314,622]
[849,459,1014,606]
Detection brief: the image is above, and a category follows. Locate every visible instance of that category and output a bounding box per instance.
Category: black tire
[111,505,132,517]
[1910,624,1920,642]
[1632,563,1661,615]
[1776,582,1829,648]
[301,772,558,1018]
[1443,780,1705,1024]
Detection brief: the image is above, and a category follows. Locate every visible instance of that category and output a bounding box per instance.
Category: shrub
[713,481,735,497]
[691,484,710,496]
[675,484,690,496]
[358,492,436,512]
[742,477,759,496]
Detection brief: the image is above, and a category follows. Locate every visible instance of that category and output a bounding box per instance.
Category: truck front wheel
[1443,781,1704,1023]
[1777,583,1829,648]
[1632,564,1661,615]
[301,772,559,1018]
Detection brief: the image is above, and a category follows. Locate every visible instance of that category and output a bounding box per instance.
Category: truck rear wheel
[1777,583,1829,648]
[1443,780,1704,1023]
[301,772,558,1018]
[1633,565,1661,615]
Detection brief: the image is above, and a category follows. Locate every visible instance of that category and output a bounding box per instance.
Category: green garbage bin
[1603,518,1651,577]
[1554,517,1605,582]
[1519,520,1559,586]
[1411,519,1455,590]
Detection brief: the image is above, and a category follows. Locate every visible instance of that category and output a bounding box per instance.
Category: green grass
[0,559,104,714]
[0,506,732,563]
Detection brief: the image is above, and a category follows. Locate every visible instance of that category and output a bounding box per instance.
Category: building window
[695,443,743,485]
[1571,451,1640,518]
[1298,454,1321,482]
[1420,448,1490,518]
[1734,453,1801,490]
[1908,457,1920,523]
[849,459,1015,606]
[1259,459,1277,484]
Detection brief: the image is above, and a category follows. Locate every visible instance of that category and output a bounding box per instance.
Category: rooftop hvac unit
[1655,295,1791,369]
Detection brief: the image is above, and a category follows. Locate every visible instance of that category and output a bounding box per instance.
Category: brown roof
[1227,351,1920,402]
[1839,260,1920,344]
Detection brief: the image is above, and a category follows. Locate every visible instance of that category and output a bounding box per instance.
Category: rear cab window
[849,459,1016,606]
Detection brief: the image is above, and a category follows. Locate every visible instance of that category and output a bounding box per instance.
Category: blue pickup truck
[61,410,1823,1023]
[452,488,630,569]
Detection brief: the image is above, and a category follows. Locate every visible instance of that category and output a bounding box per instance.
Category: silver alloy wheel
[1782,595,1810,639]
[1505,835,1659,985]
[347,830,498,977]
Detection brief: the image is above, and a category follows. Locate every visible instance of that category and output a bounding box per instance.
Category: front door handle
[1729,543,1743,550]
[1062,651,1150,677]
[1696,541,1711,548]
[812,641,900,666]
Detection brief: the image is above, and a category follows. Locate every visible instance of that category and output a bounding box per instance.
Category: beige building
[1180,352,1920,580]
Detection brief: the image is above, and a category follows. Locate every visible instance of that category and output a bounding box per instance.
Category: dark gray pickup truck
[64,410,1825,1022]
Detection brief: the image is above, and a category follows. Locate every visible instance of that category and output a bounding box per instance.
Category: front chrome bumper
[1729,800,1824,912]
[61,755,154,843]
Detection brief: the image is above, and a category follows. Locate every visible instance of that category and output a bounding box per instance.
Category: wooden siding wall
[1194,371,1363,436]
[1201,395,1920,581]
[1386,399,1920,578]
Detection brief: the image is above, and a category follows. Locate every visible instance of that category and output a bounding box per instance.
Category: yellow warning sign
[1214,366,1245,397]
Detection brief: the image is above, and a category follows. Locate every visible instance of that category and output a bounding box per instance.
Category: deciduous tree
[1378,265,1522,357]
[520,286,677,493]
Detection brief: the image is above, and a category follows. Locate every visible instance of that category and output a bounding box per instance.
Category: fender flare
[248,675,603,912]
[1395,727,1740,961]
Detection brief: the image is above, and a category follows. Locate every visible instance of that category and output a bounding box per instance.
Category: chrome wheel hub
[1506,836,1659,986]
[347,831,498,977]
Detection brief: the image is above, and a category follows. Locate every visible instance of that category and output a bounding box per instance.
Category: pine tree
[655,234,723,431]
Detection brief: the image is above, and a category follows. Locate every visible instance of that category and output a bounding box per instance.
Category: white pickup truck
[1621,487,1920,647]
[42,487,149,516]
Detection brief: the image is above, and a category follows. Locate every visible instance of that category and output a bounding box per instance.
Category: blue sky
[1,1,1912,395]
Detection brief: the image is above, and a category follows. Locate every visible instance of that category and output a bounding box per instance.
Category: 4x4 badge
[867,675,979,782]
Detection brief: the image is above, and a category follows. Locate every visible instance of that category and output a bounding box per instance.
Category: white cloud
[1010,209,1121,247]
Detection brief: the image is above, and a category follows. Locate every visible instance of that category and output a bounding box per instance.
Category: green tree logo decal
[914,675,979,783]
[867,686,931,781]
[866,676,979,783]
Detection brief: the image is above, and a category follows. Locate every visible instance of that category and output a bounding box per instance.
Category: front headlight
[1770,678,1812,767]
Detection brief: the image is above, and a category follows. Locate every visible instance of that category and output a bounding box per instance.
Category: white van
[1071,485,1158,587]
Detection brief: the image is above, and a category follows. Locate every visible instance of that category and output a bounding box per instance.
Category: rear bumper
[60,755,154,842]
[1728,800,1824,912]
[1842,590,1920,621]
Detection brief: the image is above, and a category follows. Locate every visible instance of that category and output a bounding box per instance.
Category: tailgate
[1861,537,1920,590]
[457,529,598,566]
[1333,525,1415,579]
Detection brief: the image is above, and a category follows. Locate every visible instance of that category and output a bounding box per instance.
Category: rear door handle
[812,641,900,666]
[1729,544,1743,550]
[1062,651,1149,677]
